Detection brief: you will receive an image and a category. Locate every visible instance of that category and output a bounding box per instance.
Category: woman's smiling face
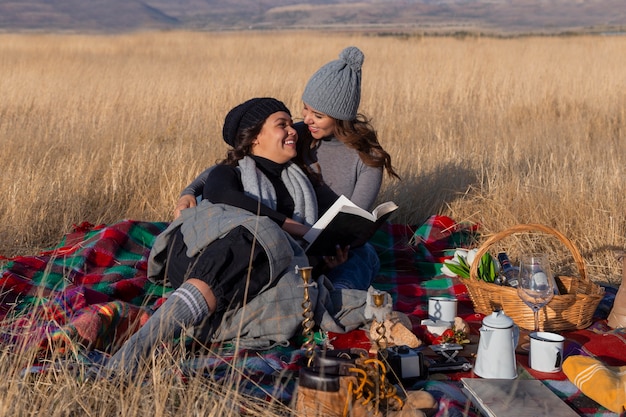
[251,111,298,164]
[302,103,337,140]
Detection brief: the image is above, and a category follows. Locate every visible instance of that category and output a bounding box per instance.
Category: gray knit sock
[104,281,210,375]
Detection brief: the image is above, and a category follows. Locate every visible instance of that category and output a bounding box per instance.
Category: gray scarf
[238,156,318,227]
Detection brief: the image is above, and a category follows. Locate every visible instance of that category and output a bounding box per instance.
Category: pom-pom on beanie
[302,46,364,121]
[222,97,291,148]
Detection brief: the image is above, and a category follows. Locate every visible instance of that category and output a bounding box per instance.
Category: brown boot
[295,350,409,417]
[388,390,438,417]
[313,348,370,375]
[608,252,626,329]
[387,409,426,417]
[294,365,383,417]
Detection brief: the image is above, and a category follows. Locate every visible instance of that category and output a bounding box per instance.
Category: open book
[303,195,398,256]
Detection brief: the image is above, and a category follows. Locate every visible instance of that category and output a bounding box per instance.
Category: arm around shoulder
[180,166,212,198]
[174,166,213,218]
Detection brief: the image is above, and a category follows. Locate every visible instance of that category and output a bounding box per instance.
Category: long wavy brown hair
[296,114,400,181]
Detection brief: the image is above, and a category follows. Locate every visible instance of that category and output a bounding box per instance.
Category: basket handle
[468,223,587,282]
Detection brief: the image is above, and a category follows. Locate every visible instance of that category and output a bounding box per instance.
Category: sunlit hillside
[1,0,625,33]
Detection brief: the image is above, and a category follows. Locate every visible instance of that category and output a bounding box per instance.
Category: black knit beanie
[222,97,291,148]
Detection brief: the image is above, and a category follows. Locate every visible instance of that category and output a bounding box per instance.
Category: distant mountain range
[1,0,624,34]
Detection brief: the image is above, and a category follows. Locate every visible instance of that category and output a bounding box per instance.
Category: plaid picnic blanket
[0,216,622,416]
[369,219,480,329]
[0,220,170,353]
[515,316,625,417]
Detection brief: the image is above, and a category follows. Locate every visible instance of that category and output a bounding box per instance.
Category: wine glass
[517,253,555,332]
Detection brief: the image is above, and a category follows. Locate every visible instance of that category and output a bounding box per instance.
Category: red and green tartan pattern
[0,220,169,351]
[1,216,622,416]
[370,217,480,326]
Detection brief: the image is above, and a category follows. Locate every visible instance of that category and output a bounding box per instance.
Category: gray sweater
[306,137,382,211]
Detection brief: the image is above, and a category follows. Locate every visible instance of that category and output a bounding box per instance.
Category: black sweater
[202,155,294,226]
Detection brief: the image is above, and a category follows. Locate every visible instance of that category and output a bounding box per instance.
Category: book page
[303,195,372,243]
[303,197,398,256]
[372,201,399,219]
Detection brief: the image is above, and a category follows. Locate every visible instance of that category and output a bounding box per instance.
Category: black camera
[383,345,425,384]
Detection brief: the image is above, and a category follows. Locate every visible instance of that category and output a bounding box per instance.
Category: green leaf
[478,253,495,282]
[445,261,470,279]
[457,254,469,270]
[478,254,486,281]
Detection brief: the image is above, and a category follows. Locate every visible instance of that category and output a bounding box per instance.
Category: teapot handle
[512,325,520,347]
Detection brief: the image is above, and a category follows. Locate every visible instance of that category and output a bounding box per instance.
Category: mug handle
[554,347,563,368]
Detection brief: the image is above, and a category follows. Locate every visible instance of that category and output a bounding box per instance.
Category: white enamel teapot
[474,310,520,379]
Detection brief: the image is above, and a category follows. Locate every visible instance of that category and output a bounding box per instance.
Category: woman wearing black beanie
[101,97,317,377]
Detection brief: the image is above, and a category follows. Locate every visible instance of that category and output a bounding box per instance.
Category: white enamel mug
[428,296,457,323]
[529,331,565,373]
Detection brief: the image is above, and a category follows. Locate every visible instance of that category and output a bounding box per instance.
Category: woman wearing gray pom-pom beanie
[295,46,400,290]
[298,46,399,213]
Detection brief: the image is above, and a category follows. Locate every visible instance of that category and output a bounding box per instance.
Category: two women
[175,46,399,290]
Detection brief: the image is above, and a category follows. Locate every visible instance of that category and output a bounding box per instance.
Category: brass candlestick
[296,265,316,366]
[372,292,389,356]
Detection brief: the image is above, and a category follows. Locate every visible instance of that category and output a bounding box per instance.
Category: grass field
[0,30,624,416]
[1,31,624,282]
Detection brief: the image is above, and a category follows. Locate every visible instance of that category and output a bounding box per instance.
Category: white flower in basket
[441,248,499,282]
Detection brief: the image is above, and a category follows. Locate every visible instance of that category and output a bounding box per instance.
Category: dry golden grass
[1,31,624,282]
[0,339,294,417]
[0,31,624,416]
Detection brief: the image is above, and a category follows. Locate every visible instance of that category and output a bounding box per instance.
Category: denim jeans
[325,242,380,290]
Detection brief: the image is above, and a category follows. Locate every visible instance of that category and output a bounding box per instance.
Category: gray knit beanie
[222,97,291,148]
[302,46,364,121]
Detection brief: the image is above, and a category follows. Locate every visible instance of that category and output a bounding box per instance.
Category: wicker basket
[465,224,604,331]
